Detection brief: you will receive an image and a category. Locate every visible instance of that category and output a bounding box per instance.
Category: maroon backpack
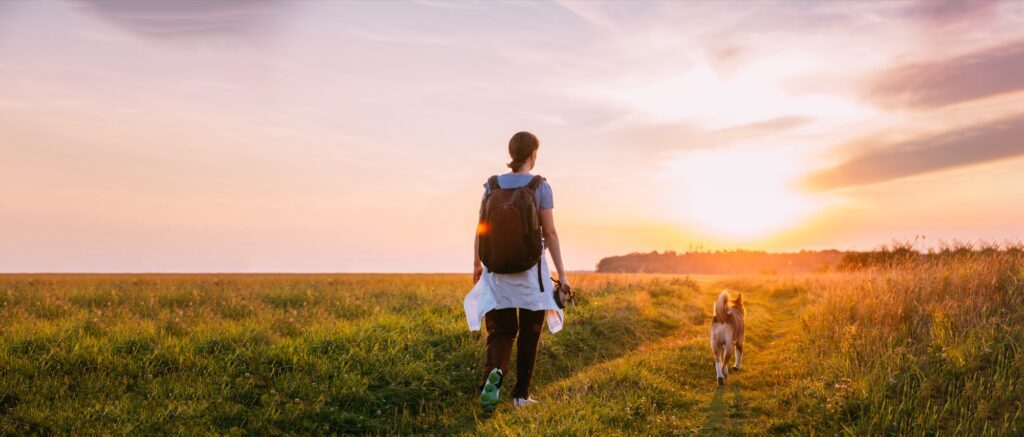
[477,175,545,290]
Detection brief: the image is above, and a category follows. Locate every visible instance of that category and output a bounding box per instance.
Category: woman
[464,131,570,411]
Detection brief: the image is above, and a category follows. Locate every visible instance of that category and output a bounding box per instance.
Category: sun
[667,147,821,240]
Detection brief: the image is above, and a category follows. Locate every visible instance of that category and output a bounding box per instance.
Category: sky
[2,0,1023,273]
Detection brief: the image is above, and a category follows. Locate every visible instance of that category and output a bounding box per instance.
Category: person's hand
[473,264,484,284]
[557,275,571,291]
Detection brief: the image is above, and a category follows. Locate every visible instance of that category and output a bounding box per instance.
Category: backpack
[477,175,546,290]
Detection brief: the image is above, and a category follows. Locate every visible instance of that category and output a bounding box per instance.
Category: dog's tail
[733,292,745,316]
[713,290,730,323]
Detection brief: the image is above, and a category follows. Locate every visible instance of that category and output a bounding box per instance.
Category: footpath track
[470,279,806,435]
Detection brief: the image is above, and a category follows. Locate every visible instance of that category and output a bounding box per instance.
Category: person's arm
[539,208,568,287]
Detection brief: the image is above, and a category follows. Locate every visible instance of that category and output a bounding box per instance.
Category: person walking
[464,131,571,412]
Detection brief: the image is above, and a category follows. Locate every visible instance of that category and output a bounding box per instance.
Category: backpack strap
[487,175,500,191]
[537,260,544,293]
[528,174,546,293]
[526,175,544,190]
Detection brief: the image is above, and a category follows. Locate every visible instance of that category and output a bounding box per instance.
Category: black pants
[482,308,545,399]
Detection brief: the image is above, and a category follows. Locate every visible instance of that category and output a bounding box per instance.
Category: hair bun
[507,131,539,171]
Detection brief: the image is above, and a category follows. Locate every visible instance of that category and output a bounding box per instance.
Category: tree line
[595,242,1023,274]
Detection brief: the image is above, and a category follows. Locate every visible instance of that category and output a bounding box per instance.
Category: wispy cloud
[803,114,1024,191]
[67,0,283,36]
[604,115,814,156]
[555,0,621,32]
[410,0,487,12]
[712,116,813,138]
[864,38,1024,109]
[898,0,999,27]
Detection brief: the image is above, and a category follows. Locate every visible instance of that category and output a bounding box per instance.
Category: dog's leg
[714,347,725,385]
[732,342,743,371]
[723,344,734,380]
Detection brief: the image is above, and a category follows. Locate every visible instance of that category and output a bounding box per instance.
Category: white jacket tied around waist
[464,253,564,334]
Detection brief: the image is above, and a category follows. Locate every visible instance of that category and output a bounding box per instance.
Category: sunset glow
[667,147,822,239]
[1,1,1023,272]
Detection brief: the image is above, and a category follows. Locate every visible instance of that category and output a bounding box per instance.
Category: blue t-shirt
[482,173,554,209]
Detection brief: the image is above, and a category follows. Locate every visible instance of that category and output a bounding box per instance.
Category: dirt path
[692,281,805,435]
[471,279,806,435]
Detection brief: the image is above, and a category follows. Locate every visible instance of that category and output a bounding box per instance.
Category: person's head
[507,131,539,172]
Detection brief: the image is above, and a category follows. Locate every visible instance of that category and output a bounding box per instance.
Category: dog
[709,290,745,385]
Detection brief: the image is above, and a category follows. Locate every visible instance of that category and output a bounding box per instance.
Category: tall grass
[793,249,1024,434]
[1,251,1020,434]
[0,274,702,434]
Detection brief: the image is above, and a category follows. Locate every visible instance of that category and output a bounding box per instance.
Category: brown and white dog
[710,290,745,385]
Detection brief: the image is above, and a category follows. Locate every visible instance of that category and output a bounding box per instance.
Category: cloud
[803,114,1024,191]
[555,0,621,32]
[602,115,812,156]
[899,0,998,27]
[67,0,282,36]
[864,37,1024,109]
[712,116,812,137]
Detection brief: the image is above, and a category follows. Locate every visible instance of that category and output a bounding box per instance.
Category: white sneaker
[513,397,538,408]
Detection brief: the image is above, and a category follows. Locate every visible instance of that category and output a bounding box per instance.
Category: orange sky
[2,0,1023,272]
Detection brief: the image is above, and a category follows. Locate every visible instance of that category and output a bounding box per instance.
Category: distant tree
[596,242,1023,274]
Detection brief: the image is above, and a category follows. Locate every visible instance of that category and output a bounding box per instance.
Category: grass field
[1,252,1021,434]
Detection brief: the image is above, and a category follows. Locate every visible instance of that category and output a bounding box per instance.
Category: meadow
[0,251,1021,434]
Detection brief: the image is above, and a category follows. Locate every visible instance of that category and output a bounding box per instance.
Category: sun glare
[667,147,822,240]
